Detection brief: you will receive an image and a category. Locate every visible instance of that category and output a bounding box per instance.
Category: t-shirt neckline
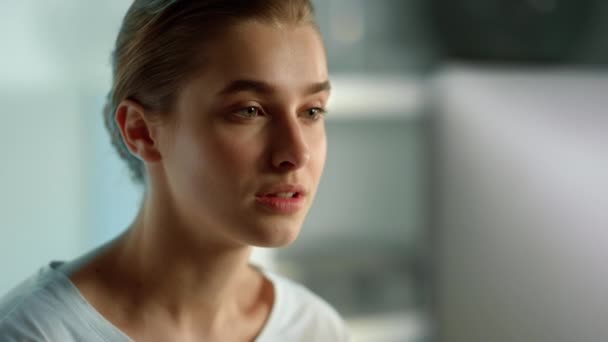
[48,261,281,341]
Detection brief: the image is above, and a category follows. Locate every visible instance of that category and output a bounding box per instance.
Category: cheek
[168,127,262,211]
[166,125,229,183]
[196,125,265,181]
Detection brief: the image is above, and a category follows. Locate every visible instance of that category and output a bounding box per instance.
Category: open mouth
[255,184,307,200]
[263,192,300,199]
[254,187,305,214]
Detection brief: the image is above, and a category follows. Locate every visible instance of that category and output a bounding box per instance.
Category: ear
[115,99,162,163]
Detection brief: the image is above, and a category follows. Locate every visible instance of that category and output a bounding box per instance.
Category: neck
[104,191,261,331]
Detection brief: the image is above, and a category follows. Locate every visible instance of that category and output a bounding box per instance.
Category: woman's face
[156,20,329,248]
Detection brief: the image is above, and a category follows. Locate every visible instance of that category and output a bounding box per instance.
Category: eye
[233,106,262,119]
[304,107,327,121]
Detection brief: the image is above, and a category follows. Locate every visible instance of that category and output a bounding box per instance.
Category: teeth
[273,192,296,198]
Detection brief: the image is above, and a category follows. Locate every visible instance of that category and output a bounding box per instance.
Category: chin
[245,218,304,248]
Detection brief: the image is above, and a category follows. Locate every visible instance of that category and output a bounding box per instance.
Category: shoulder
[262,271,350,341]
[0,263,90,341]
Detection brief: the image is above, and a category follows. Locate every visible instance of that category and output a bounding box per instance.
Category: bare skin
[70,219,274,342]
[69,20,329,342]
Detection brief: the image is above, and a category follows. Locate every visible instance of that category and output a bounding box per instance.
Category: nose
[270,117,310,171]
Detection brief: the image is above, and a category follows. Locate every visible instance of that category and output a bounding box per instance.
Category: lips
[255,184,307,198]
[255,184,307,214]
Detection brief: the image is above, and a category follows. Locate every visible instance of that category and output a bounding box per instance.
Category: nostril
[271,147,309,171]
[279,161,295,169]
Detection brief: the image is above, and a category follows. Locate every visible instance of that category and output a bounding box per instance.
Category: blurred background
[1,1,607,341]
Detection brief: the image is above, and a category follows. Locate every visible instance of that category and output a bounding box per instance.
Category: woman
[0,0,349,341]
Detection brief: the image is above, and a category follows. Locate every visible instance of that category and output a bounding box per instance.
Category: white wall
[0,1,130,294]
[0,87,85,293]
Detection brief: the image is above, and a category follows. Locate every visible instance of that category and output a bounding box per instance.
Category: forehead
[191,20,328,95]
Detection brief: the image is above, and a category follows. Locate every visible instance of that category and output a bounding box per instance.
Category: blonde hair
[103,0,317,183]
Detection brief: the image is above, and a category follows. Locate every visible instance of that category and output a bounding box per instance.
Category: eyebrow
[217,79,331,96]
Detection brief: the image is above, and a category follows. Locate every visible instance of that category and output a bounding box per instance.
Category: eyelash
[306,107,327,120]
[232,106,327,121]
[234,106,261,119]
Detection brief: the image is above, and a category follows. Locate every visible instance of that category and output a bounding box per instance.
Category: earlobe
[115,99,162,163]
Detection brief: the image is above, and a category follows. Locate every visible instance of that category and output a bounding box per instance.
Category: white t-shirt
[0,260,349,341]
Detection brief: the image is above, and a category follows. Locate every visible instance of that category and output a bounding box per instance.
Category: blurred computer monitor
[433,65,608,342]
